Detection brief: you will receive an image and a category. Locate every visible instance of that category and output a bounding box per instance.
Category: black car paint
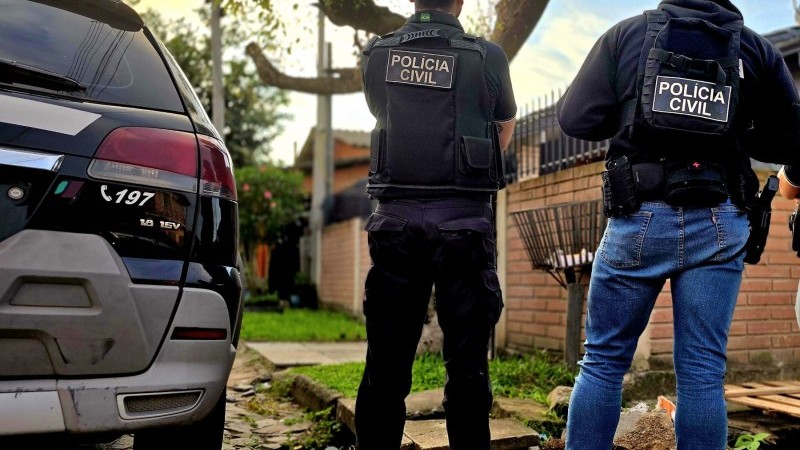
[0,1,242,360]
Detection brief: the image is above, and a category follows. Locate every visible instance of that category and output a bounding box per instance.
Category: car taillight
[198,135,237,201]
[88,127,199,192]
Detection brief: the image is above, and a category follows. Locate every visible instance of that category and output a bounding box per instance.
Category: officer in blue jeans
[355,0,517,449]
[558,0,800,449]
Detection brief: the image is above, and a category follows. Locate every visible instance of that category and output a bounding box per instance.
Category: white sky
[133,0,795,166]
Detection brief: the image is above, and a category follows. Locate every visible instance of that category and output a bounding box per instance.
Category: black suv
[0,1,242,448]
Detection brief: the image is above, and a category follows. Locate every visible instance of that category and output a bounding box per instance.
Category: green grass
[240,309,366,342]
[290,350,576,403]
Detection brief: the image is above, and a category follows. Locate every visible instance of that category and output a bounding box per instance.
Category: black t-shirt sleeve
[743,46,800,165]
[485,44,517,122]
[557,27,620,141]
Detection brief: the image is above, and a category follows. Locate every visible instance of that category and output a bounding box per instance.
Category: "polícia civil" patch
[385,49,456,90]
[652,76,731,123]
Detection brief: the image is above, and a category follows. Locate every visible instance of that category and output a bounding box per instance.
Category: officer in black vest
[557,1,800,449]
[356,1,516,449]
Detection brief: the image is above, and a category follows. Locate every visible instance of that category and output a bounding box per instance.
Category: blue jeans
[566,200,749,450]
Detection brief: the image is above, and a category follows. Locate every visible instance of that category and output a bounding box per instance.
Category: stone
[613,409,676,450]
[405,389,446,419]
[546,386,573,416]
[337,398,357,433]
[402,418,539,450]
[224,422,253,434]
[492,397,557,434]
[233,384,253,392]
[240,389,256,398]
[290,374,342,411]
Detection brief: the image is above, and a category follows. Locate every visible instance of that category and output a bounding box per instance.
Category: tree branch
[491,0,550,61]
[245,0,551,95]
[317,0,405,35]
[246,43,363,95]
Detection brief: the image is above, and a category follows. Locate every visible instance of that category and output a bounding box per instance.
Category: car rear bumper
[0,287,235,435]
[0,229,236,436]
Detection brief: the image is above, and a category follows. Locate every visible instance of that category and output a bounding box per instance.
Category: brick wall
[504,163,800,366]
[319,218,370,316]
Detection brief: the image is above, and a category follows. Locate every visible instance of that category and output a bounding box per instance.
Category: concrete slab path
[245,341,367,367]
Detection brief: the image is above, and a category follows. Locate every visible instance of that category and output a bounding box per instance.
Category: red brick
[521,322,545,336]
[650,324,674,340]
[650,340,674,355]
[507,310,533,323]
[738,279,773,292]
[748,293,793,306]
[732,308,771,321]
[507,321,522,332]
[747,321,790,335]
[727,335,771,350]
[728,322,747,336]
[766,252,800,265]
[547,325,566,339]
[771,307,797,320]
[519,298,547,311]
[745,265,792,278]
[508,333,534,347]
[772,335,800,348]
[650,309,673,324]
[773,279,800,292]
[547,300,568,313]
[508,286,534,298]
[532,312,561,325]
[726,350,749,364]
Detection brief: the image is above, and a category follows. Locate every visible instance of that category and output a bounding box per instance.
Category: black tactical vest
[363,27,503,197]
[621,9,744,147]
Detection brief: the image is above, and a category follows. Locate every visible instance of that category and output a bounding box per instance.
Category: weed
[734,432,771,450]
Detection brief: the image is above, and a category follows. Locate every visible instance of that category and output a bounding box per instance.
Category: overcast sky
[134,0,796,165]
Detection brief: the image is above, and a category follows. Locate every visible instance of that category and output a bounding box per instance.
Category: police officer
[557,1,800,449]
[356,1,516,449]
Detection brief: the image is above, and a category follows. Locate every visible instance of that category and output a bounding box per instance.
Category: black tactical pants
[354,197,503,450]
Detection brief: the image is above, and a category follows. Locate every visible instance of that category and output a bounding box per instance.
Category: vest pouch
[640,18,738,137]
[457,136,496,189]
[370,128,385,174]
[664,161,728,207]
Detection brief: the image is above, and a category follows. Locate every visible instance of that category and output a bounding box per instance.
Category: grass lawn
[240,309,366,342]
[290,351,576,403]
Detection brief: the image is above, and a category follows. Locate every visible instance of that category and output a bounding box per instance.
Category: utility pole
[210,0,225,133]
[310,10,333,286]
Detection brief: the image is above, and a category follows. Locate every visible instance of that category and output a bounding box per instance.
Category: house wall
[319,218,369,316]
[503,162,800,366]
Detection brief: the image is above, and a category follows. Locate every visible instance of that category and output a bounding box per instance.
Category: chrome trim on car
[0,147,64,172]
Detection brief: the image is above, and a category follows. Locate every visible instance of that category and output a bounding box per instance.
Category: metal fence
[504,91,609,183]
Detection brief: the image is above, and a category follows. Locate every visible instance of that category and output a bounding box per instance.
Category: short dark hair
[416,0,456,9]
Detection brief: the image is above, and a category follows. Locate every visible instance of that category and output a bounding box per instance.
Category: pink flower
[263,190,273,200]
[242,183,251,192]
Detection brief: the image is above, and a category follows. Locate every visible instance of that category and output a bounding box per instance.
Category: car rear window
[0,0,184,113]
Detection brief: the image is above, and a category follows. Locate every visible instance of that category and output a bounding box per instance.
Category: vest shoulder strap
[369,28,488,59]
[619,10,667,128]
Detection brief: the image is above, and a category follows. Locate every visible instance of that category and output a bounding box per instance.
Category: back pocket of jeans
[600,211,652,268]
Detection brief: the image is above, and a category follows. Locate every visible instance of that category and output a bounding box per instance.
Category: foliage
[140,6,290,166]
[244,290,280,306]
[291,351,577,402]
[489,350,577,404]
[284,407,343,450]
[240,309,365,342]
[236,164,306,252]
[734,433,771,450]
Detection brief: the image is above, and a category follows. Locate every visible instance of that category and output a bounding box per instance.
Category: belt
[632,161,727,201]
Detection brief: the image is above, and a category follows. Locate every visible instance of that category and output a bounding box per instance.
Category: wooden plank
[724,385,800,398]
[726,396,800,418]
[741,384,800,408]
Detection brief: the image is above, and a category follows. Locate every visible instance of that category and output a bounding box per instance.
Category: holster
[743,175,778,265]
[602,156,639,217]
